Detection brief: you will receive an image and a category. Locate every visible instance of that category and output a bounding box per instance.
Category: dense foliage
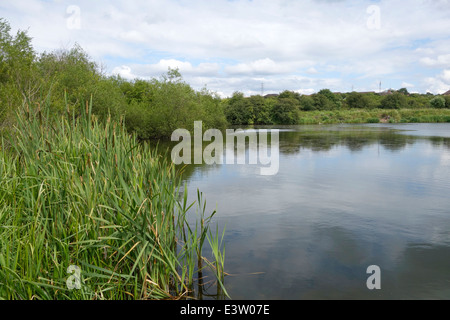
[0,19,226,139]
[1,18,450,134]
[224,88,450,126]
[1,19,228,300]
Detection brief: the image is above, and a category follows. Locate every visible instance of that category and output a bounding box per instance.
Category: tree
[397,88,409,95]
[271,98,299,125]
[123,70,227,139]
[278,90,301,101]
[196,88,227,129]
[90,77,127,120]
[346,92,371,109]
[313,89,342,110]
[380,92,408,109]
[430,96,446,109]
[445,96,450,109]
[298,95,315,111]
[224,92,254,125]
[119,78,153,104]
[146,71,203,136]
[248,95,272,124]
[0,18,38,122]
[38,44,100,110]
[407,93,431,109]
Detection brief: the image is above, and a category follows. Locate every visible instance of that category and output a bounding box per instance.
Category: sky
[1,0,450,97]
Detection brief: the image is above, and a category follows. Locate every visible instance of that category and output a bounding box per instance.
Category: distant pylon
[261,82,264,96]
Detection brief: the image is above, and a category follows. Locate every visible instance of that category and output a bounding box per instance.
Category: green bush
[0,18,37,124]
[380,93,408,109]
[430,96,446,109]
[224,92,254,125]
[271,98,300,124]
[445,96,450,109]
[346,92,372,109]
[312,89,342,111]
[299,95,315,111]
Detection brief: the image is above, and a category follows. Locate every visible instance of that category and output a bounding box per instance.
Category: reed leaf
[0,98,227,300]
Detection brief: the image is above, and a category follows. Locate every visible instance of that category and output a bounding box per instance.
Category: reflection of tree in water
[378,134,416,152]
[153,127,450,181]
[430,136,450,149]
[280,129,450,154]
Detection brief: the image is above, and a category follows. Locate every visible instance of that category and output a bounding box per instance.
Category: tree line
[0,18,226,140]
[1,18,450,139]
[224,89,450,126]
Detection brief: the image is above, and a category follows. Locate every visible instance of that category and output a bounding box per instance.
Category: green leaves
[430,96,446,109]
[121,70,227,140]
[380,92,408,109]
[0,97,227,299]
[0,18,37,121]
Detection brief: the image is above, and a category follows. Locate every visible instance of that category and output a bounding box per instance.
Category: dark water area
[172,123,450,299]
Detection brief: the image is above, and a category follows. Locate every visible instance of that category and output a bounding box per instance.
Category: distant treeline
[224,89,450,126]
[1,18,450,140]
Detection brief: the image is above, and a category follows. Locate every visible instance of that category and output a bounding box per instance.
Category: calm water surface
[180,123,450,299]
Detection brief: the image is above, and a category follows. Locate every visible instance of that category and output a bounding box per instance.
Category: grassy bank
[0,99,226,300]
[297,108,450,125]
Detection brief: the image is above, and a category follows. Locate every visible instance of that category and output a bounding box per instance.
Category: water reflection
[278,125,448,154]
[160,124,450,299]
[158,124,450,182]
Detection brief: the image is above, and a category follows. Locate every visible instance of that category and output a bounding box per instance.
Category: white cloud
[424,69,450,94]
[420,54,450,68]
[112,59,220,79]
[2,0,450,96]
[306,67,319,75]
[296,88,316,95]
[225,58,291,76]
[441,70,450,83]
[111,65,136,80]
[401,82,415,88]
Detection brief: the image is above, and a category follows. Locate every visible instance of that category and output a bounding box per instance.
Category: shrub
[380,92,408,109]
[346,92,372,109]
[430,96,446,109]
[445,96,450,109]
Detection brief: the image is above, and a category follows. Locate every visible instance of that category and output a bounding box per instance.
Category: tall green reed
[0,96,227,300]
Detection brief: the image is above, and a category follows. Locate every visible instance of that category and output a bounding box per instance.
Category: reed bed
[0,97,227,300]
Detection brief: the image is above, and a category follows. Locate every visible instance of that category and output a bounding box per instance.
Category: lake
[177,123,450,299]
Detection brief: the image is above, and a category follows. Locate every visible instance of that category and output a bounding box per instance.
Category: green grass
[0,98,227,300]
[298,108,450,124]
